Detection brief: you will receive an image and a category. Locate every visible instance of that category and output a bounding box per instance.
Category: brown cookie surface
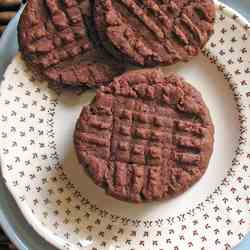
[74,69,214,202]
[18,0,124,89]
[94,0,216,66]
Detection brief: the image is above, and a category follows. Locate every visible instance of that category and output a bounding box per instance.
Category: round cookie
[18,0,124,90]
[74,69,214,202]
[94,0,216,67]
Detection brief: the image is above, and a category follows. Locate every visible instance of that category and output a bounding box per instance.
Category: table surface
[0,1,250,249]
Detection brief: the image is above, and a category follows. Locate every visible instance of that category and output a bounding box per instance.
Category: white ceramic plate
[1,2,250,250]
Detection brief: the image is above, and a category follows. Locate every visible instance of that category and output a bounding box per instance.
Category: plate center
[55,54,240,219]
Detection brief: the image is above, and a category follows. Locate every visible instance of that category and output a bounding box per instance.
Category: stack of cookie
[18,0,125,91]
[18,0,216,203]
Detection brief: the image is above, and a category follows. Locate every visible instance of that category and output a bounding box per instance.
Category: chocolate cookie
[94,0,215,66]
[74,69,214,202]
[18,0,124,89]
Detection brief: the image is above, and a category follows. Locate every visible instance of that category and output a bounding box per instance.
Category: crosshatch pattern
[94,0,215,66]
[18,0,124,87]
[0,3,250,250]
[74,70,214,202]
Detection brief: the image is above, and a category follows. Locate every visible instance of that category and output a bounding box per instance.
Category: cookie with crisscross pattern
[94,0,215,66]
[18,0,124,90]
[74,69,214,202]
